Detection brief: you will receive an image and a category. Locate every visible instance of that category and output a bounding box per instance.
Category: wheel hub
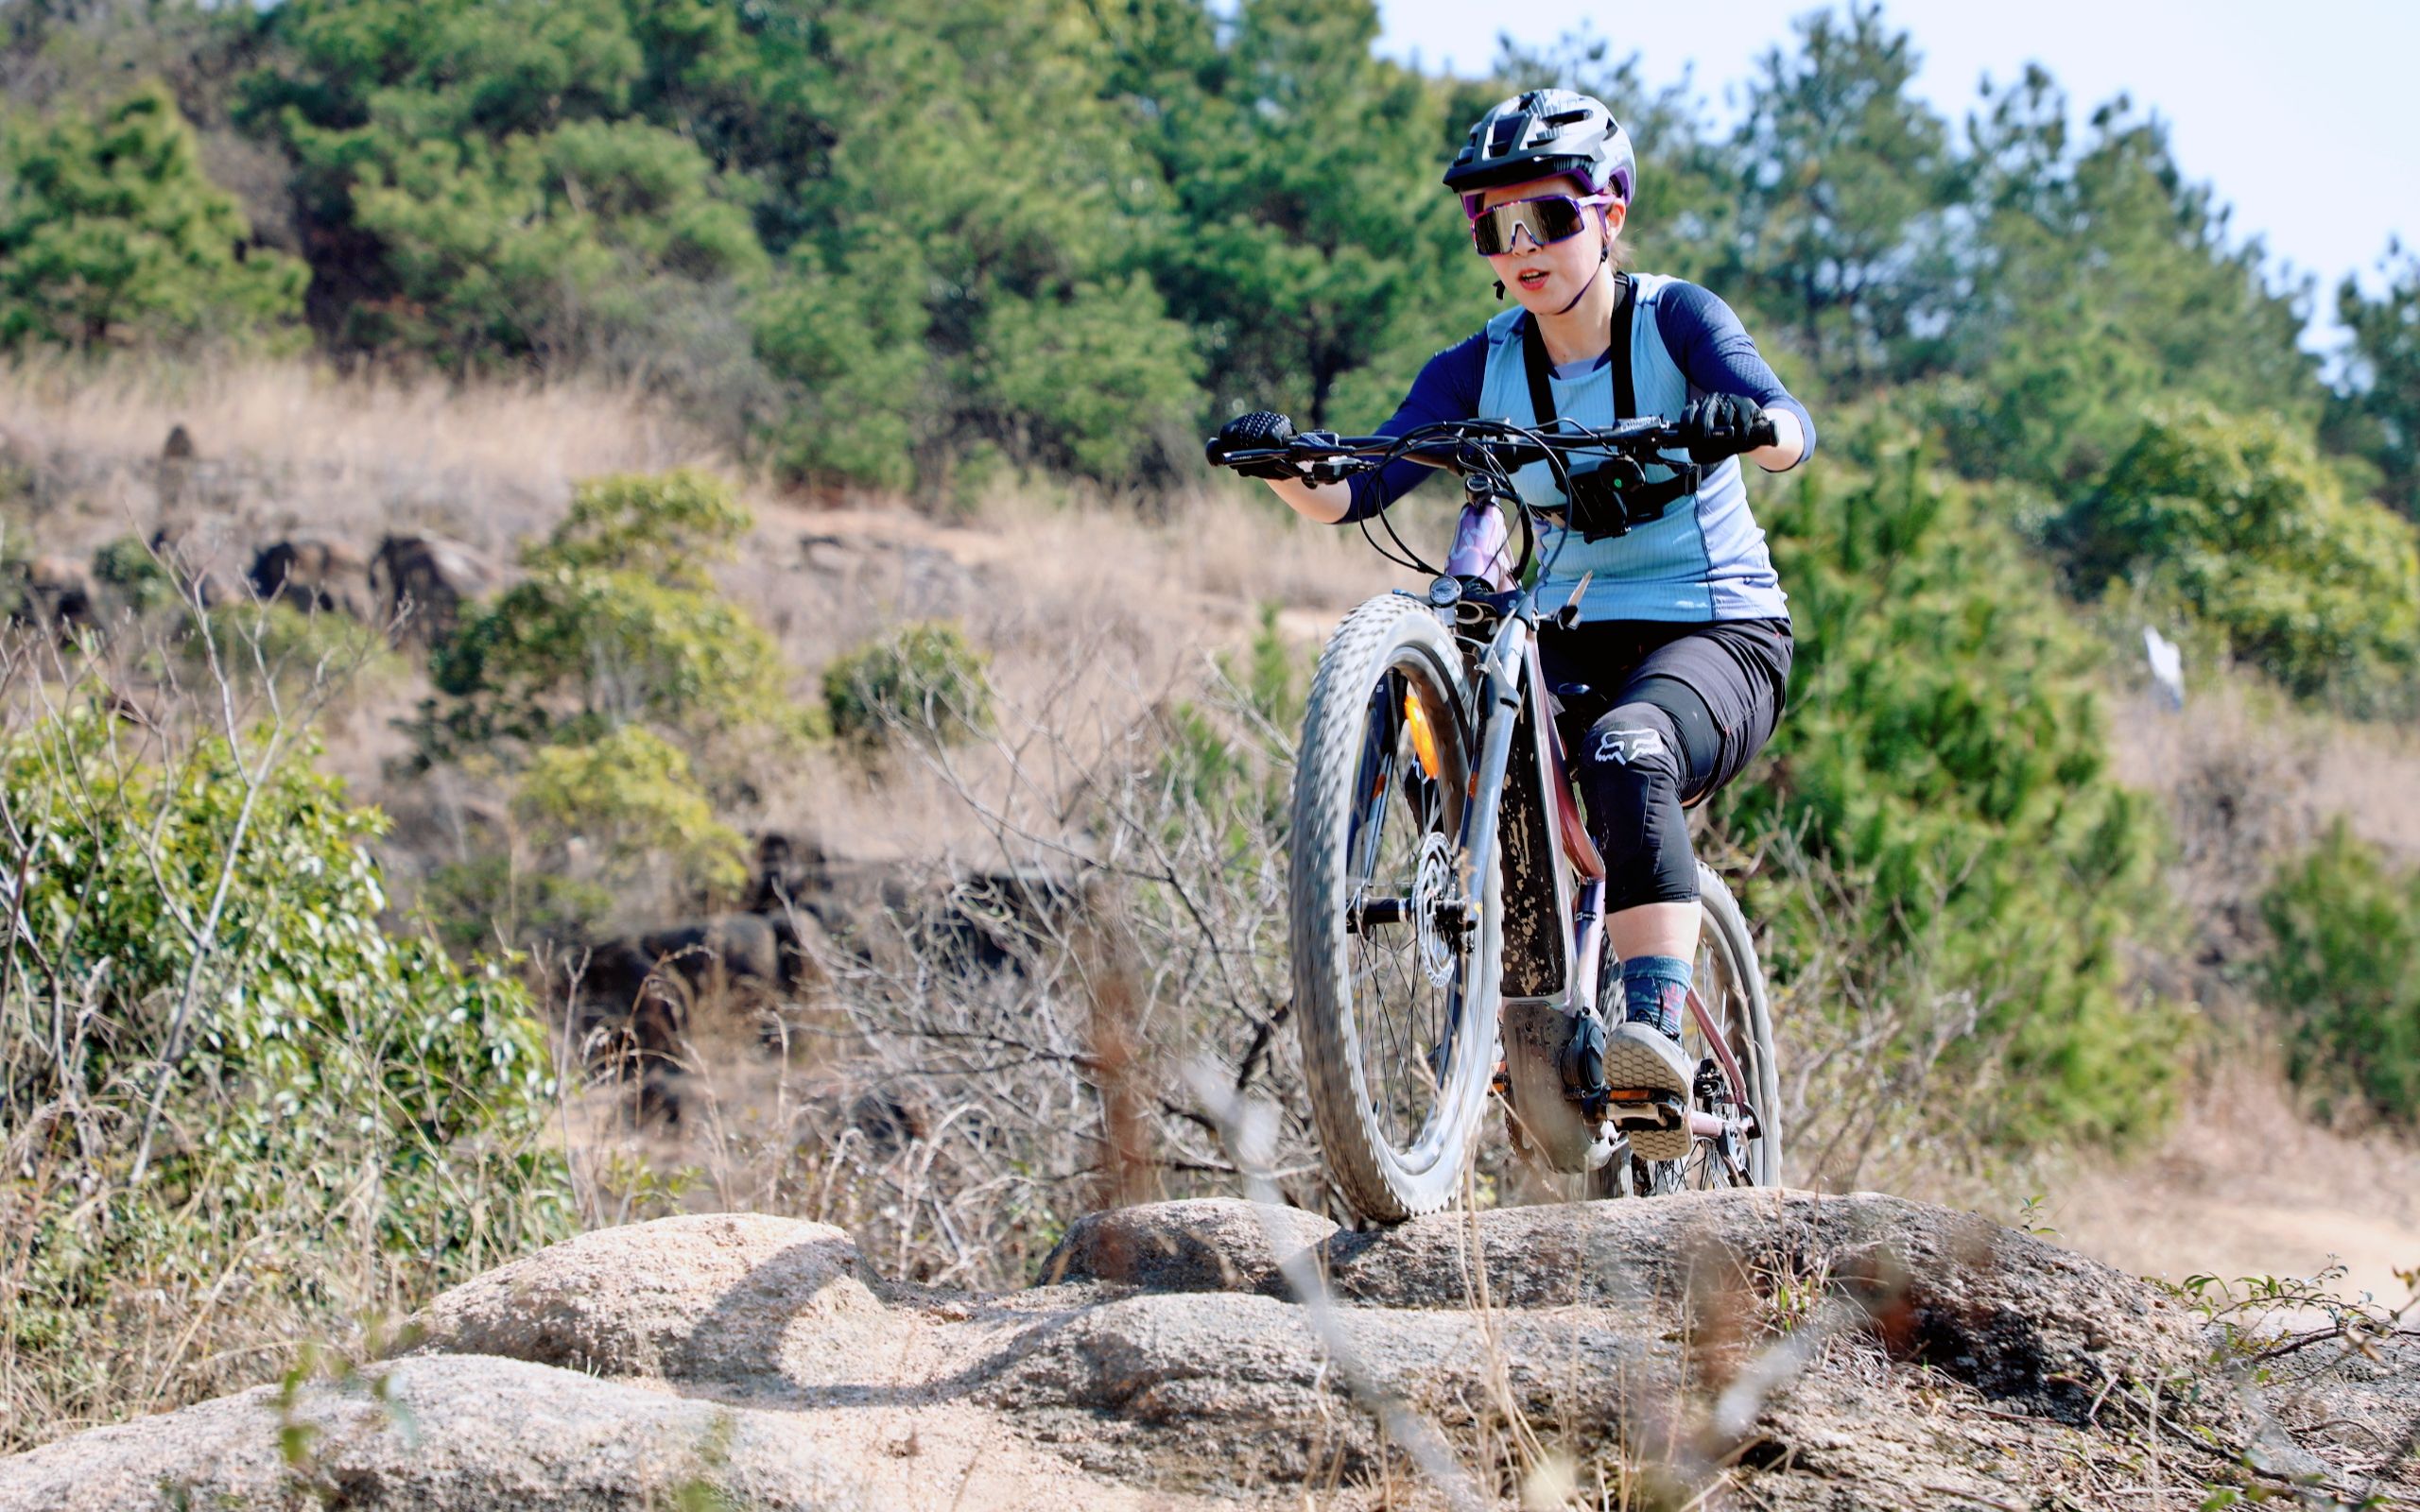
[1411,833,1460,987]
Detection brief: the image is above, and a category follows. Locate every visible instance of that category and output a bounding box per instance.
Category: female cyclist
[1208,89,1813,1162]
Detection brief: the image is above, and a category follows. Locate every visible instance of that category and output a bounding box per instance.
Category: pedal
[1604,1088,1686,1134]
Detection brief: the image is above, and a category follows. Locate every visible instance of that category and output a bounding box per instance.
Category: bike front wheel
[1290,595,1503,1223]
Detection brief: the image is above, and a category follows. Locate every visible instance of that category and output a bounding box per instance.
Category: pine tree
[0,84,304,352]
[2326,243,2420,520]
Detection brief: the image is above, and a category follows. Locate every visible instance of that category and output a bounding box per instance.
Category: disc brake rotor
[1411,832,1458,987]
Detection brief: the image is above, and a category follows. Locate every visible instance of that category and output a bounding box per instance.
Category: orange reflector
[1403,690,1442,779]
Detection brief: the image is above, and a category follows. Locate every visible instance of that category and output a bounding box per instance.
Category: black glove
[1678,394,1777,464]
[1206,411,1305,480]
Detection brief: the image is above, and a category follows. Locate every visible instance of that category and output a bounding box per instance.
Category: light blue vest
[1476,273,1788,623]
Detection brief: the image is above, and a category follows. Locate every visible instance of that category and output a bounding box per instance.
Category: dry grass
[0,357,712,560]
[0,356,1402,886]
[716,472,1392,868]
[2052,1059,2420,1302]
[2110,671,2420,871]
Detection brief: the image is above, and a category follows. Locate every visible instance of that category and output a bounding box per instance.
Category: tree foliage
[8,0,2393,553]
[2327,243,2420,520]
[2060,405,2420,707]
[1722,429,2176,1147]
[1716,5,1960,386]
[1937,72,2318,488]
[0,85,303,351]
[2260,822,2420,1127]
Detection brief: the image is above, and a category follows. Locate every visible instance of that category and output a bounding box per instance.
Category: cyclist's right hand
[1207,411,1311,480]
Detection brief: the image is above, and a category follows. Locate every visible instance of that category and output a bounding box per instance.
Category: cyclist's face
[1475,176,1626,314]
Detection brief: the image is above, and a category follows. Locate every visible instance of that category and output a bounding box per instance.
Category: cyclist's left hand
[1678,394,1778,464]
[1208,411,1311,480]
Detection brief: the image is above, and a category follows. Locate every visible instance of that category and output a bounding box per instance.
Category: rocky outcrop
[370,532,496,644]
[1320,1190,2187,1421]
[1038,1196,1338,1293]
[250,537,373,620]
[9,554,94,637]
[0,1355,864,1512]
[6,1193,2413,1511]
[411,1213,892,1391]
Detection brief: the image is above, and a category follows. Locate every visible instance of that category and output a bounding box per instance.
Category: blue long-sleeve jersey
[1342,276,1813,623]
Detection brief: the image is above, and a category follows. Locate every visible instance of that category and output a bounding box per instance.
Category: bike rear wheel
[1603,862,1781,1194]
[1291,595,1503,1222]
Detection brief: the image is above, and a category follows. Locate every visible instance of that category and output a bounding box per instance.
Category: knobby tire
[1290,595,1503,1222]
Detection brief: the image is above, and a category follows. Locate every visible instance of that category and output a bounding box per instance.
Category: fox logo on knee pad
[1593,727,1667,765]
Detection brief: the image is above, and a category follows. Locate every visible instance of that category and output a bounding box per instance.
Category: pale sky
[1375,0,2417,335]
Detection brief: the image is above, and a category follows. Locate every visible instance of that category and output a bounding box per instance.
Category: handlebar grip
[1224,411,1294,448]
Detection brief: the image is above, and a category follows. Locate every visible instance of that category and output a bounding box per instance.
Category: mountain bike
[1212,418,1780,1223]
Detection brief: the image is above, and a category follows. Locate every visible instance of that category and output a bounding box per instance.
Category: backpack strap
[1608,271,1637,420]
[1519,307,1556,428]
[1519,271,1638,426]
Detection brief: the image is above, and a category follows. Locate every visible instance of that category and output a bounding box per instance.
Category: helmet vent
[1544,109,1591,127]
[1487,116,1524,154]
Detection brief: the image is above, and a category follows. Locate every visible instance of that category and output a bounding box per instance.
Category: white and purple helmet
[1445,89,1635,213]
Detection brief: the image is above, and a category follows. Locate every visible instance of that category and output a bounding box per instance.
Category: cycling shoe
[1602,1020,1694,1163]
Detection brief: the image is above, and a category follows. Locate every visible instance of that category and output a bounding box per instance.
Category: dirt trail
[2050,1069,2420,1307]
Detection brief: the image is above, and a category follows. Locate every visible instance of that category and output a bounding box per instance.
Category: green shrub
[194,600,403,693]
[1723,435,2180,1150]
[514,724,747,894]
[422,854,613,955]
[822,621,992,748]
[0,702,574,1442]
[430,561,795,749]
[411,470,804,952]
[525,468,754,586]
[89,534,178,613]
[1152,605,1303,851]
[2258,822,2420,1126]
[2058,404,2420,708]
[425,470,804,758]
[0,704,569,1228]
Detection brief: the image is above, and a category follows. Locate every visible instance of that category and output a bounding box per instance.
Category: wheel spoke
[1336,658,1480,1157]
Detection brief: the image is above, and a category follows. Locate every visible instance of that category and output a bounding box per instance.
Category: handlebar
[1210,416,1686,481]
[1207,416,1698,588]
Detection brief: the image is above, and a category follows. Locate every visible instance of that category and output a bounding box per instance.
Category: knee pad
[1576,700,1684,806]
[1578,700,1699,911]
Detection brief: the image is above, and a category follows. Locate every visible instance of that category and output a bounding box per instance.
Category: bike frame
[1442,496,1760,1149]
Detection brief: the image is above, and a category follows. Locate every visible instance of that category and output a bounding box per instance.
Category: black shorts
[1539,617,1792,803]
